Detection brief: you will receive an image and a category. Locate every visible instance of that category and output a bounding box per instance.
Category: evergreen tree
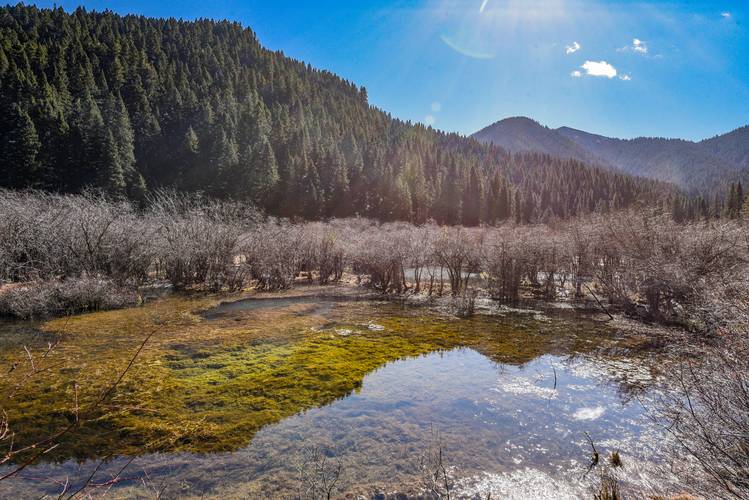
[250,137,280,202]
[101,129,127,196]
[462,167,482,226]
[0,104,41,188]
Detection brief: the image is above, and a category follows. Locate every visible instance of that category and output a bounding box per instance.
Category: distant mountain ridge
[473,117,749,192]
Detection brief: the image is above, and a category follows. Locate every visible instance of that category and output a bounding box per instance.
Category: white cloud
[619,74,632,81]
[618,38,648,55]
[565,41,581,55]
[721,11,731,18]
[431,101,442,112]
[424,115,436,126]
[581,60,617,78]
[570,70,582,78]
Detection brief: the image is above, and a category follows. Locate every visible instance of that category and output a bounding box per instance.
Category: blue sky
[27,0,749,140]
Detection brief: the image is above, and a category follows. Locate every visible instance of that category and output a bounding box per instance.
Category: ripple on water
[456,468,589,499]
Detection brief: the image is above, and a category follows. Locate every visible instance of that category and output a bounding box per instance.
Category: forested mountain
[471,117,597,165]
[556,127,743,191]
[473,117,749,193]
[701,125,749,170]
[0,5,675,225]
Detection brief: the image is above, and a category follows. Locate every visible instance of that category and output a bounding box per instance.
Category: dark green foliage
[0,5,672,224]
[0,104,41,187]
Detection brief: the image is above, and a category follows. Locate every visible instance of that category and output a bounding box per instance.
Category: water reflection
[0,296,671,498]
[1,348,668,498]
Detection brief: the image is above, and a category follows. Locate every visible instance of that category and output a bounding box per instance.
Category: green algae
[0,293,620,464]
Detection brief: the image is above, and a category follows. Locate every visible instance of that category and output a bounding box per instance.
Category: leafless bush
[3,192,747,329]
[651,279,749,499]
[453,288,478,317]
[0,278,137,319]
[244,221,305,290]
[418,429,453,499]
[0,190,70,281]
[1,326,157,489]
[404,223,437,293]
[654,341,749,499]
[433,227,483,296]
[589,212,746,322]
[149,190,257,291]
[295,446,343,500]
[484,227,527,303]
[350,223,409,293]
[303,223,347,285]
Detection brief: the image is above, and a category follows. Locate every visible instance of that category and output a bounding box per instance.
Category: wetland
[0,288,677,498]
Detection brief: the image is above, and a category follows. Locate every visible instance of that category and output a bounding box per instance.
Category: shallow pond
[0,291,672,498]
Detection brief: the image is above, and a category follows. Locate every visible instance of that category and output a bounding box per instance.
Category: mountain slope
[701,125,749,169]
[0,5,675,225]
[473,118,747,193]
[472,117,599,165]
[556,127,741,190]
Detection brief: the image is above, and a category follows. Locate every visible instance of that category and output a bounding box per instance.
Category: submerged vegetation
[1,294,615,464]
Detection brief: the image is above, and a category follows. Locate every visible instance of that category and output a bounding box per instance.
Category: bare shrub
[150,191,256,291]
[404,223,437,293]
[0,279,137,319]
[303,223,347,285]
[350,223,408,293]
[0,190,154,286]
[296,446,343,500]
[655,342,749,499]
[245,221,305,290]
[0,326,157,490]
[484,227,526,303]
[433,227,483,296]
[651,279,749,499]
[453,287,478,317]
[0,190,76,281]
[418,429,453,499]
[589,212,746,323]
[2,191,747,332]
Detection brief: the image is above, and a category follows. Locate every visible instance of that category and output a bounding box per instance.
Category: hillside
[701,125,749,169]
[0,5,674,225]
[471,117,599,165]
[556,127,741,190]
[473,118,748,193]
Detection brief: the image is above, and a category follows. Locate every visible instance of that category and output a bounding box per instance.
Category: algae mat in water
[0,293,616,465]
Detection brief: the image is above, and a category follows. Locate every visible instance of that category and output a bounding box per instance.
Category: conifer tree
[462,167,482,226]
[250,137,280,203]
[0,105,41,188]
[101,129,127,196]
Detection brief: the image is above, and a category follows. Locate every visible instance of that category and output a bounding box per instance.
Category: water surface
[0,292,669,498]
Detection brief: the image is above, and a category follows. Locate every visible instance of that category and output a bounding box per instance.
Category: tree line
[0,4,680,225]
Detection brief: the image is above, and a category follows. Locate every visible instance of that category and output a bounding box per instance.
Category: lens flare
[440,34,495,59]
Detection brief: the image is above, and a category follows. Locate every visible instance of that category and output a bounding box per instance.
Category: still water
[0,291,671,498]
